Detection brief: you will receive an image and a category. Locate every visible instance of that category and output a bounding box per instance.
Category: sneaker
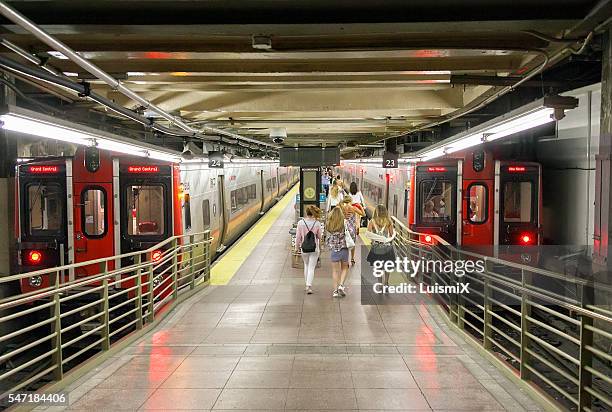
[337,285,346,297]
[332,289,340,298]
[307,286,313,294]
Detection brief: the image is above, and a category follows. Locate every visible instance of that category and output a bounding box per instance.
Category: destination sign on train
[29,165,59,174]
[127,166,159,173]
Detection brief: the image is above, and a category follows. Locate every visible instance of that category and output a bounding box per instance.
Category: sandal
[351,259,356,266]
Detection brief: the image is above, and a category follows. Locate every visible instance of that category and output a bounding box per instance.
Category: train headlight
[520,233,534,245]
[27,250,43,264]
[28,276,43,287]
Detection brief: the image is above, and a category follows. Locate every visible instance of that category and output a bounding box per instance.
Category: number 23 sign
[383,151,399,169]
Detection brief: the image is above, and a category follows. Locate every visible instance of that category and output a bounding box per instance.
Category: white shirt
[350,191,365,206]
[326,189,345,211]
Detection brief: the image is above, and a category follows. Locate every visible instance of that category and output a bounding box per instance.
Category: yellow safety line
[210,185,299,285]
[359,231,371,245]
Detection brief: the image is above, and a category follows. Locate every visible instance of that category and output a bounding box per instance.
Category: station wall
[537,83,600,246]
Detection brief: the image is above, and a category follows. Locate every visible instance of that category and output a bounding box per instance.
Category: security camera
[272,137,285,144]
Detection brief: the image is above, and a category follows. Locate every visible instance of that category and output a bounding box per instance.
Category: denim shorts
[330,247,349,262]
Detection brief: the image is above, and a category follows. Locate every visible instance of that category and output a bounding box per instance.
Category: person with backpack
[295,205,323,294]
[365,204,396,287]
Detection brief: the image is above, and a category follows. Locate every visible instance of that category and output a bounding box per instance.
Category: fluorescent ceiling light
[63,72,79,77]
[0,108,182,163]
[414,96,577,162]
[445,133,484,154]
[484,108,554,142]
[1,115,94,146]
[420,148,446,161]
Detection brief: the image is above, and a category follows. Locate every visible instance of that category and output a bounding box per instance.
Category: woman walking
[326,178,346,212]
[326,206,350,297]
[349,181,366,230]
[295,205,323,294]
[340,195,364,266]
[366,205,396,286]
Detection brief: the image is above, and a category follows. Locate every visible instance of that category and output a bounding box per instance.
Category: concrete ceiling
[0,0,607,149]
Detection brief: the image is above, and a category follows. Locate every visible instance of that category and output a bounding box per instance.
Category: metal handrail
[389,217,611,412]
[0,231,213,400]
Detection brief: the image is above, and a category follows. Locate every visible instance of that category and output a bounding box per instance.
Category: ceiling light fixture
[416,96,578,162]
[0,105,182,163]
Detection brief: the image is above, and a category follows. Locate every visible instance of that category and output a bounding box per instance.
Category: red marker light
[427,167,447,172]
[29,165,58,174]
[128,166,159,173]
[520,234,533,244]
[424,235,433,243]
[152,250,163,263]
[508,166,526,172]
[27,250,43,264]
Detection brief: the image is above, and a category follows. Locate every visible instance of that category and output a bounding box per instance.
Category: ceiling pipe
[0,1,279,149]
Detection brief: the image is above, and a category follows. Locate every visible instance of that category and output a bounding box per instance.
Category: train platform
[34,190,544,412]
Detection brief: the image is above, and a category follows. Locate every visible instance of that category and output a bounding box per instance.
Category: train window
[202,199,210,228]
[184,194,192,230]
[248,184,257,199]
[403,189,409,218]
[468,184,487,224]
[503,181,532,222]
[27,183,63,235]
[420,180,453,222]
[231,191,237,212]
[82,188,106,237]
[126,185,165,236]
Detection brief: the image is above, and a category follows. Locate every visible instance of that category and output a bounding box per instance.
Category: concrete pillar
[593,26,612,269]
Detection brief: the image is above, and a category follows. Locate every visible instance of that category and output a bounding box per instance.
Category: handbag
[367,222,394,260]
[344,222,355,248]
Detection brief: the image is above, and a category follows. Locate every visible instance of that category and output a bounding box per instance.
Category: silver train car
[180,161,299,256]
[336,162,411,224]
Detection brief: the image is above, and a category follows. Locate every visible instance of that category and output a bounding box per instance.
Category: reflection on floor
[45,197,543,411]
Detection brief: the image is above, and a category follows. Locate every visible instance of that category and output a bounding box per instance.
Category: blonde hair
[326,206,345,233]
[341,195,352,205]
[373,204,393,229]
[305,205,321,219]
[330,179,343,198]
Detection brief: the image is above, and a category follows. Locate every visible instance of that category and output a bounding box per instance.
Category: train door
[217,174,228,251]
[259,169,265,214]
[73,181,113,277]
[495,162,541,246]
[461,179,493,246]
[413,162,460,244]
[17,161,69,290]
[119,164,173,259]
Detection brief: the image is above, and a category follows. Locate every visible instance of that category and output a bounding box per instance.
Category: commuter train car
[16,147,298,294]
[338,149,542,248]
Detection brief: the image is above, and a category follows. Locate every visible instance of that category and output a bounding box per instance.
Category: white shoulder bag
[344,221,356,248]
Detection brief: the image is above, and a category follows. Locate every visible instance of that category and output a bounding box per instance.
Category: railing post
[483,260,492,350]
[135,253,143,330]
[147,261,155,321]
[101,261,110,350]
[189,234,196,289]
[172,239,179,299]
[519,268,530,380]
[51,270,63,380]
[205,230,212,281]
[578,283,594,411]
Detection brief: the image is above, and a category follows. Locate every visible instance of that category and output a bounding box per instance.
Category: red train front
[16,147,183,293]
[408,149,542,250]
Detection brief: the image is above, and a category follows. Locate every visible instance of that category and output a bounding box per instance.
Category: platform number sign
[208,151,224,168]
[383,151,399,169]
